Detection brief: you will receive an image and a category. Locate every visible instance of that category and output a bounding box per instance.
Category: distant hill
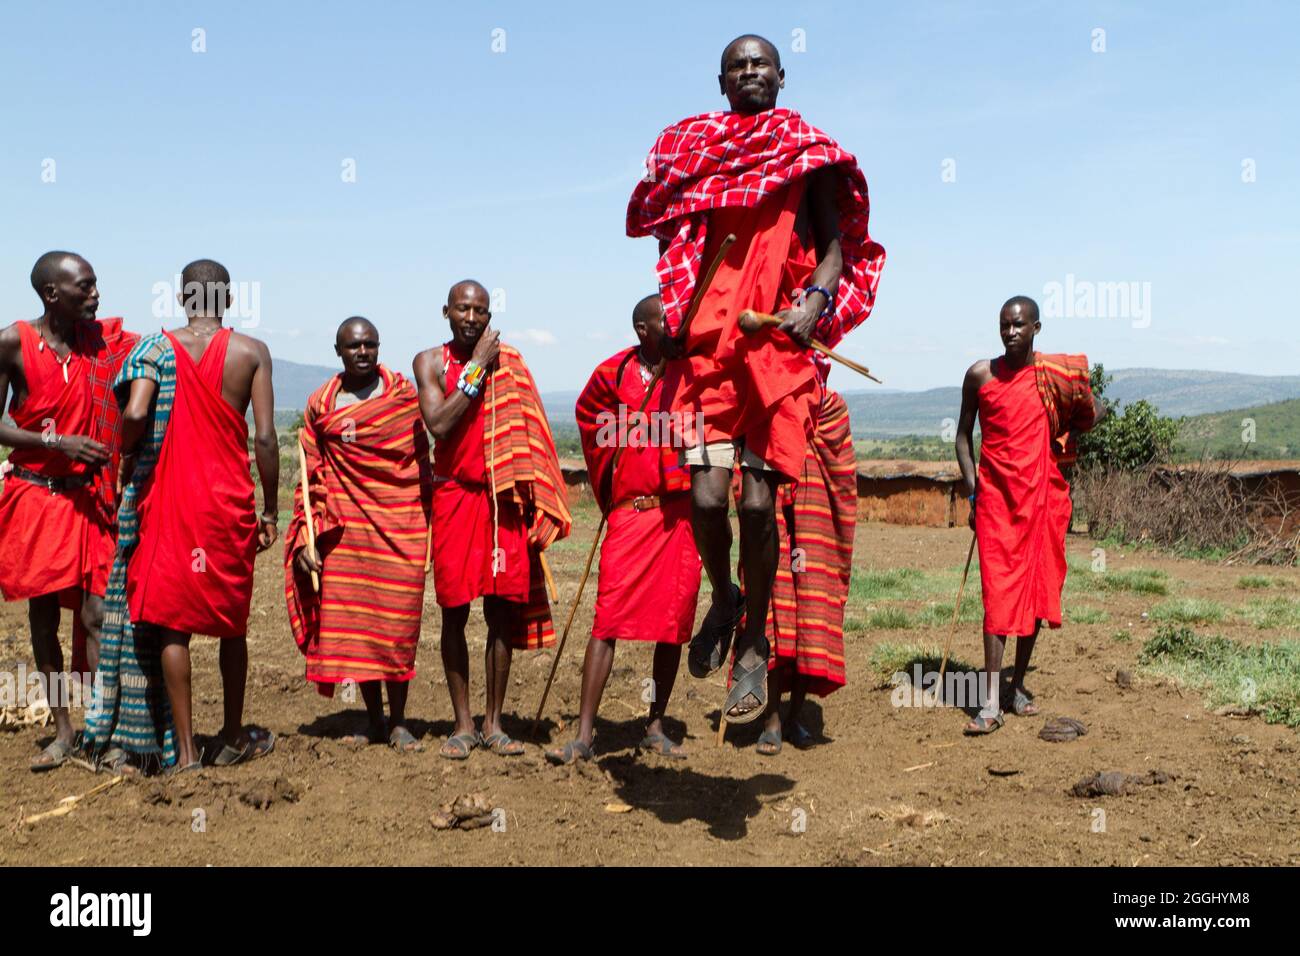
[1105,368,1300,417]
[1178,397,1300,460]
[273,358,340,412]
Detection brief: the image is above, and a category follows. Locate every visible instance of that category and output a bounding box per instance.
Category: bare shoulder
[228,330,272,366]
[412,346,443,382]
[0,322,23,351]
[964,359,994,390]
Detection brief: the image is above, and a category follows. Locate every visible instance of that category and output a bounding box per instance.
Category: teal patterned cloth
[84,334,177,769]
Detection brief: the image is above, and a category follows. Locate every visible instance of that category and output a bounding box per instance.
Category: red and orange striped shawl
[1032,352,1096,465]
[481,343,572,549]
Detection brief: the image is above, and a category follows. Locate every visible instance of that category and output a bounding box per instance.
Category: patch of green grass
[866,607,913,630]
[1236,597,1300,631]
[1068,564,1171,596]
[1112,629,1133,643]
[1066,605,1109,625]
[851,567,932,602]
[1237,575,1278,590]
[917,600,983,627]
[867,641,977,689]
[1149,598,1227,624]
[1138,624,1300,727]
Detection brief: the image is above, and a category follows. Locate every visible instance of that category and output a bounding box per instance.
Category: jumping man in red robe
[626,35,885,724]
[955,296,1106,734]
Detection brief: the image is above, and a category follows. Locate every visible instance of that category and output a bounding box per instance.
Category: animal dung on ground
[1070,769,1174,798]
[1039,716,1088,742]
[431,792,497,830]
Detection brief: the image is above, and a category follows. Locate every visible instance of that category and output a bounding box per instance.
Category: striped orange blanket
[482,343,572,647]
[284,366,432,694]
[739,389,856,696]
[1033,352,1095,465]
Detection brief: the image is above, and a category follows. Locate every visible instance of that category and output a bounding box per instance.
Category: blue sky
[2,1,1296,393]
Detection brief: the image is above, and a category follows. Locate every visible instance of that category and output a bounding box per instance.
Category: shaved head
[1001,295,1040,324]
[721,34,780,73]
[30,251,85,294]
[447,279,489,306]
[631,293,661,326]
[180,258,232,318]
[336,315,378,344]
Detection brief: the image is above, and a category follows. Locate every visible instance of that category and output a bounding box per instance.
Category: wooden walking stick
[297,432,320,593]
[737,309,882,383]
[933,532,977,704]
[529,233,737,738]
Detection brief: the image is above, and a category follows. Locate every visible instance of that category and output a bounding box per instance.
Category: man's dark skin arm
[247,339,279,550]
[955,360,992,530]
[414,329,500,442]
[778,166,844,346]
[0,324,109,465]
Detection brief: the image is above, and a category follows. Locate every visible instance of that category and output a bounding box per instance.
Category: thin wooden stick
[297,432,320,593]
[23,775,123,825]
[530,234,737,739]
[540,552,558,604]
[934,532,977,703]
[737,309,882,383]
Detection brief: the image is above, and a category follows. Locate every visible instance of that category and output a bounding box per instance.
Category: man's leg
[481,596,522,753]
[357,681,387,739]
[159,629,199,766]
[690,464,736,620]
[28,594,75,766]
[1008,622,1041,714]
[729,467,779,718]
[217,636,249,749]
[965,631,1007,731]
[79,591,103,676]
[384,680,410,735]
[439,604,475,738]
[572,637,615,748]
[645,642,684,754]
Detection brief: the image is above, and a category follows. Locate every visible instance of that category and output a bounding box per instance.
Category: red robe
[127,329,257,638]
[431,342,570,648]
[576,348,700,644]
[976,357,1092,637]
[0,318,136,613]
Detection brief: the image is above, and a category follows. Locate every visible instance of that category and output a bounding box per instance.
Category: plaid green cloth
[84,333,177,768]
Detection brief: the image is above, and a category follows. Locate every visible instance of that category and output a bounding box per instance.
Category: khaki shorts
[680,440,775,472]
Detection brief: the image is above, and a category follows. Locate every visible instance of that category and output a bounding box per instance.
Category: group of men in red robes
[2,33,1105,775]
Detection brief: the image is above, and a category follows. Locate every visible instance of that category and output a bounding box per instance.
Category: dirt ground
[3,500,1298,867]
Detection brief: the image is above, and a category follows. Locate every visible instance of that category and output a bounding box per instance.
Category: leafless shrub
[1072,456,1299,565]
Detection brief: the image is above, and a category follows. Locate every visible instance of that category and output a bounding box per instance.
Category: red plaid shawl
[626,108,886,348]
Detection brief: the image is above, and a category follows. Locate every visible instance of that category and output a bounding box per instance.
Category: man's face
[443,285,491,349]
[719,38,783,114]
[46,257,99,322]
[335,323,379,378]
[999,304,1039,354]
[634,300,666,348]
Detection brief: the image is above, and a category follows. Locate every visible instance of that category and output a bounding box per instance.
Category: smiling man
[414,281,570,760]
[626,34,885,725]
[286,317,432,753]
[0,252,137,771]
[954,295,1107,735]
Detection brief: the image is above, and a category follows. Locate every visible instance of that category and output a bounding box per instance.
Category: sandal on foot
[1008,687,1039,716]
[480,731,525,757]
[723,653,769,725]
[212,728,276,767]
[963,712,1005,736]
[389,726,424,753]
[544,739,594,766]
[788,721,815,750]
[638,733,686,759]
[342,723,387,746]
[439,731,478,760]
[756,728,782,756]
[688,583,743,679]
[165,756,204,776]
[98,746,140,776]
[30,738,74,773]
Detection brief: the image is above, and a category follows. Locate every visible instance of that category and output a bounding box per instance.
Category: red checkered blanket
[626,108,886,347]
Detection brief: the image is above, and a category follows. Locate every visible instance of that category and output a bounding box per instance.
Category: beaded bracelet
[803,285,835,317]
[458,361,486,399]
